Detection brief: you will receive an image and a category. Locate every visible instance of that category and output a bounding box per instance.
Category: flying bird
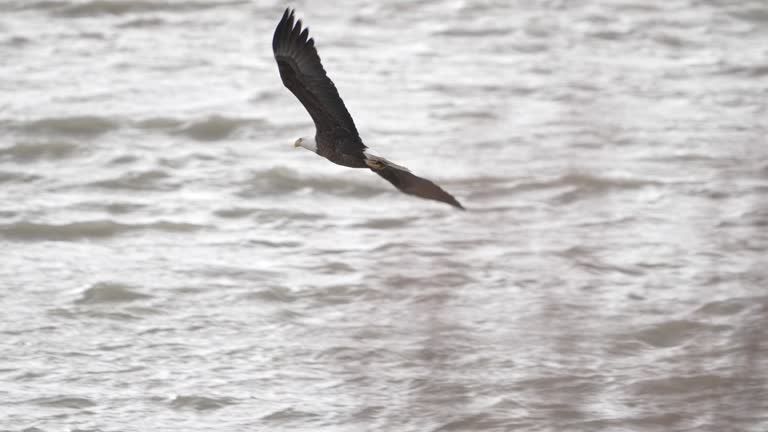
[272,8,464,210]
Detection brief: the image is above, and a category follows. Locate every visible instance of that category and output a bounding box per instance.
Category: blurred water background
[1,0,767,431]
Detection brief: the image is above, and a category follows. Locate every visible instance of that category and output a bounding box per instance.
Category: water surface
[1,0,767,431]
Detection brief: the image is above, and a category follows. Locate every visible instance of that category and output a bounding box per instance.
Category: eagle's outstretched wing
[272,8,362,150]
[365,154,465,210]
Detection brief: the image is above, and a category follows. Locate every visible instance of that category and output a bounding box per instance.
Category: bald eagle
[272,8,464,210]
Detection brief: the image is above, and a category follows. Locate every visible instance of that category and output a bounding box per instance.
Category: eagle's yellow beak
[294,138,302,148]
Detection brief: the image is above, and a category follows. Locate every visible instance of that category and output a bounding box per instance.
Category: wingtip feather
[299,28,310,44]
[273,8,293,52]
[292,19,303,42]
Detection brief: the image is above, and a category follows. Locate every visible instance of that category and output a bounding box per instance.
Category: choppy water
[1,0,767,431]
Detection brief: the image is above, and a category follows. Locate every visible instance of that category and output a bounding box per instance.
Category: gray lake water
[1,0,767,431]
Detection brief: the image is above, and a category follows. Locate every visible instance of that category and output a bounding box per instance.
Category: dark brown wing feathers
[371,163,465,210]
[272,9,360,140]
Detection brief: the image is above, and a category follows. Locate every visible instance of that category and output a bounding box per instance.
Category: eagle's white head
[294,136,317,153]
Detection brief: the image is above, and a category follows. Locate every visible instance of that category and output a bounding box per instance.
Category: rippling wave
[171,395,237,411]
[2,114,269,142]
[0,141,79,161]
[90,169,176,190]
[5,115,119,137]
[175,115,268,141]
[0,220,203,240]
[237,166,388,197]
[17,0,248,17]
[76,281,152,304]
